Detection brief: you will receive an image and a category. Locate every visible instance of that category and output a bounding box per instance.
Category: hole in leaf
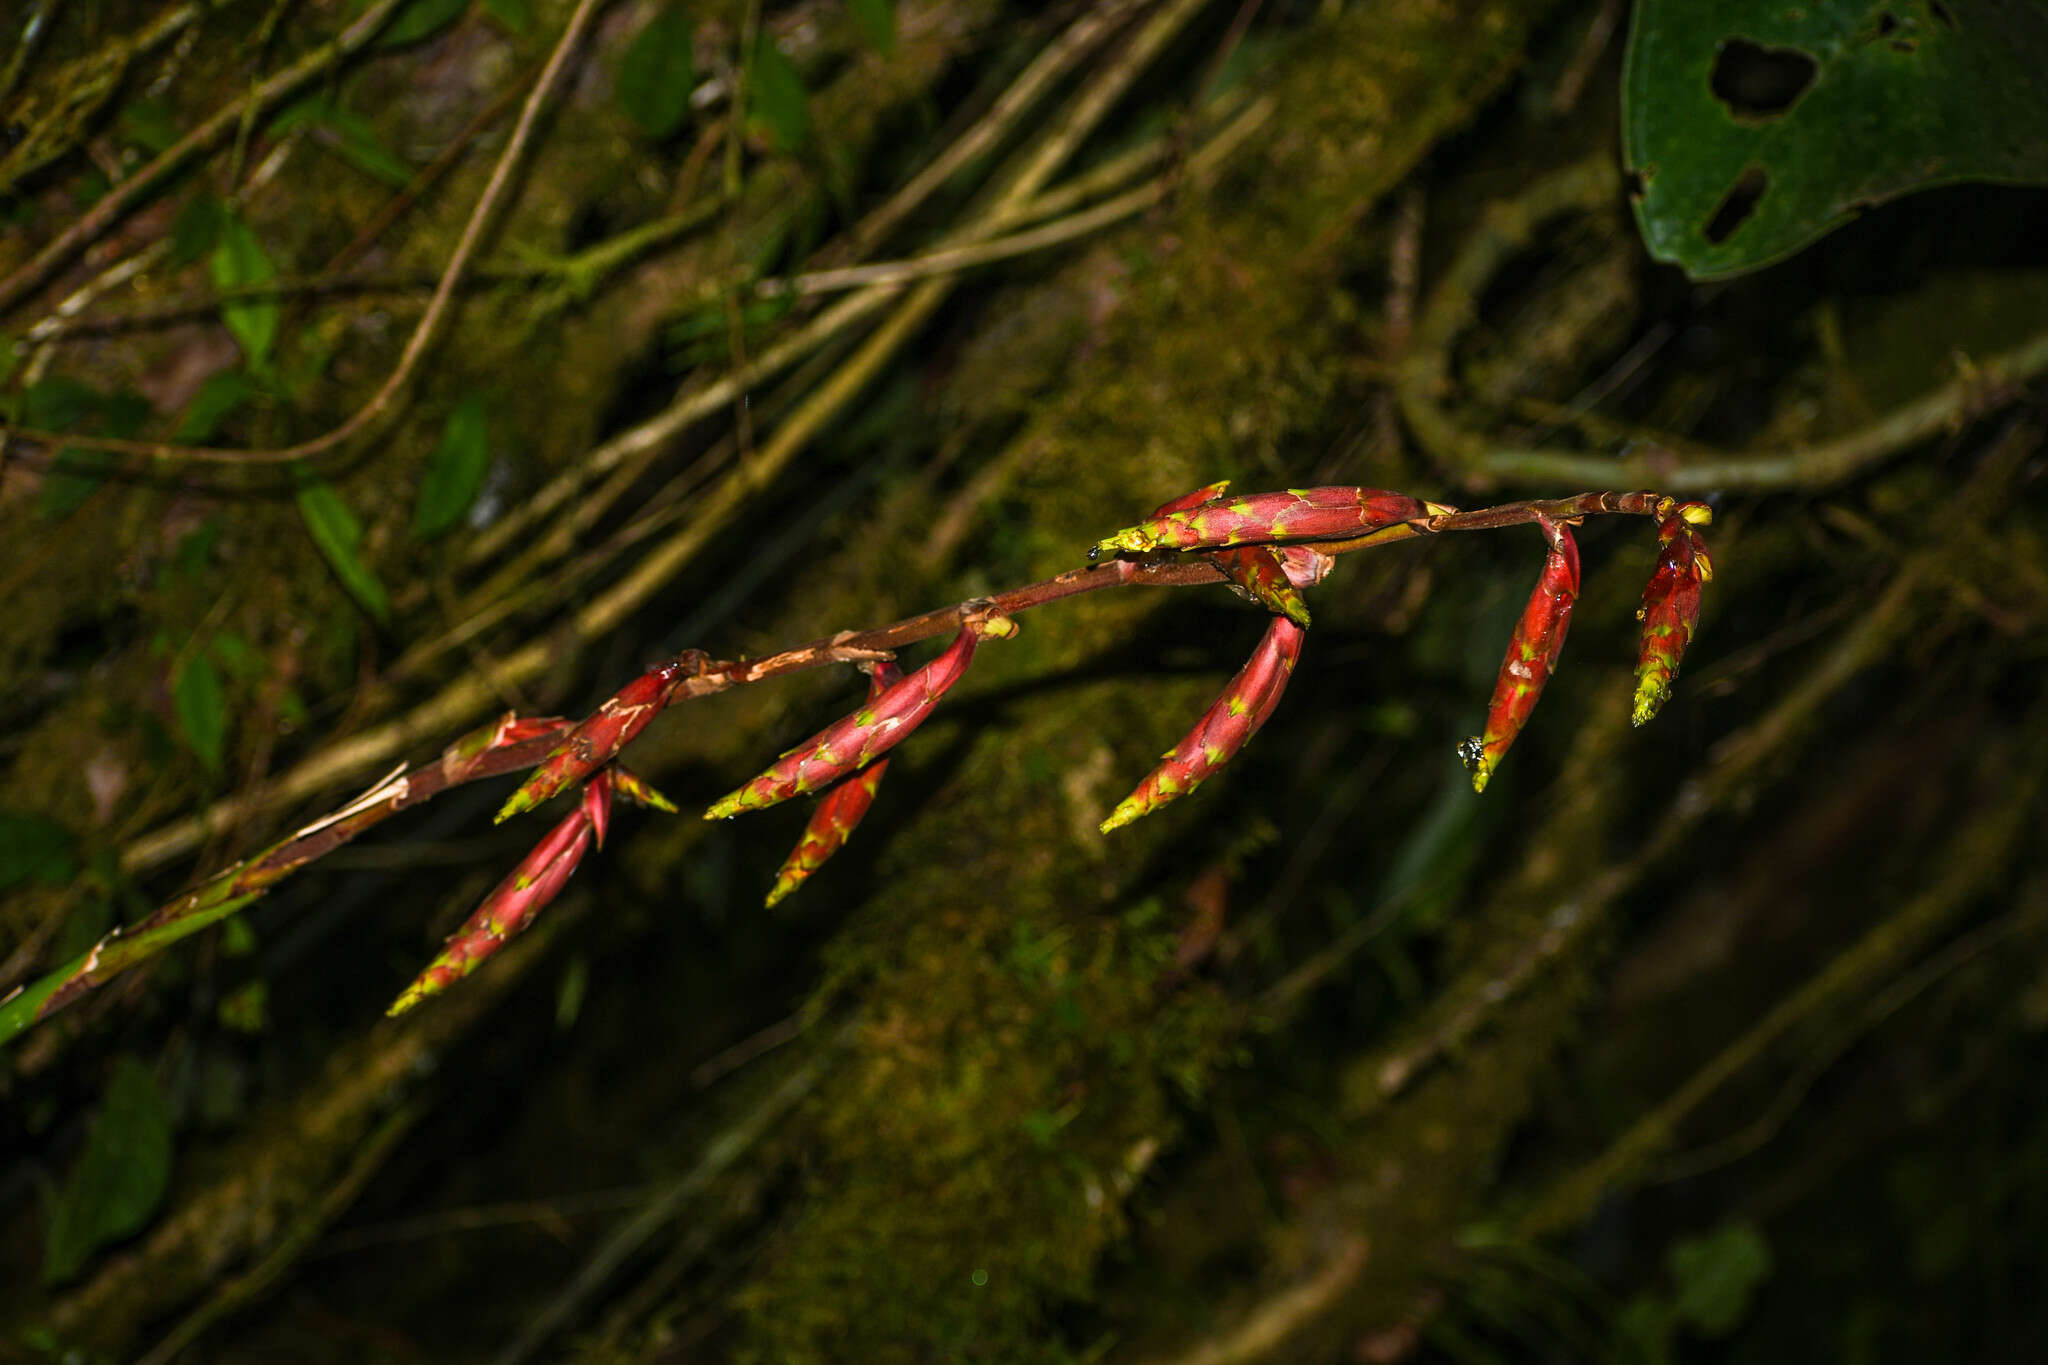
[1703,166,1768,244]
[1710,38,1819,120]
[1624,167,1651,199]
[1877,11,1900,35]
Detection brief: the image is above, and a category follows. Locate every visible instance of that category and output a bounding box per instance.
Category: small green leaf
[43,1057,173,1285]
[847,0,896,55]
[270,95,414,187]
[218,980,269,1033]
[295,475,393,625]
[413,393,493,539]
[746,33,809,153]
[175,369,257,442]
[118,99,181,154]
[480,0,529,31]
[209,631,263,679]
[1668,1220,1773,1338]
[378,0,468,47]
[617,10,697,140]
[0,814,77,891]
[174,648,228,774]
[211,212,278,370]
[168,193,224,268]
[22,375,101,430]
[22,378,145,520]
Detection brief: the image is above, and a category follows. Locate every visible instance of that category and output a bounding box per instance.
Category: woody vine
[0,482,1712,1041]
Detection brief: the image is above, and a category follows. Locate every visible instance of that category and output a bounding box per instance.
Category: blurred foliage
[0,0,2045,1362]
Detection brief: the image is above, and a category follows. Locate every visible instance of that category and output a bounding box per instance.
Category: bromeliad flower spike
[1461,515,1581,795]
[0,485,1720,1042]
[704,613,1017,821]
[1633,500,1715,727]
[764,661,904,908]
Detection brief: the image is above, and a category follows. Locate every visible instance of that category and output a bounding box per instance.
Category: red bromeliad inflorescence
[764,661,904,907]
[1089,485,1443,559]
[389,762,678,1016]
[1632,500,1714,727]
[0,481,1734,1041]
[1461,515,1580,794]
[495,656,698,823]
[1101,614,1306,832]
[703,615,1016,821]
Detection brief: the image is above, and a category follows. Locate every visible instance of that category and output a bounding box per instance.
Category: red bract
[764,662,903,907]
[1146,481,1316,626]
[705,617,1015,820]
[1462,516,1580,794]
[1090,486,1435,558]
[496,656,697,822]
[438,712,571,784]
[606,765,678,814]
[388,780,607,1016]
[1100,615,1306,832]
[1632,500,1714,727]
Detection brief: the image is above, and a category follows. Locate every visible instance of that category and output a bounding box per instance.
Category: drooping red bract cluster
[1090,485,1431,558]
[764,661,903,907]
[389,781,605,1016]
[1462,515,1580,794]
[496,656,696,823]
[1632,500,1714,727]
[390,764,676,1016]
[1100,615,1306,832]
[704,616,1015,821]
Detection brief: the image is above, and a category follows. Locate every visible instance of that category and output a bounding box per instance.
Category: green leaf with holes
[43,1057,173,1285]
[295,473,393,625]
[617,10,697,140]
[1625,0,2048,278]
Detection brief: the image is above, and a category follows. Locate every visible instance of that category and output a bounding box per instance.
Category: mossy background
[4,2,2048,1362]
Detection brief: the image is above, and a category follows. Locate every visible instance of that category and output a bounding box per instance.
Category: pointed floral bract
[388,778,610,1016]
[1462,516,1580,794]
[1144,481,1316,626]
[1101,615,1305,832]
[1091,486,1431,558]
[1632,501,1713,727]
[496,657,695,822]
[439,713,571,784]
[764,664,902,907]
[705,618,1013,820]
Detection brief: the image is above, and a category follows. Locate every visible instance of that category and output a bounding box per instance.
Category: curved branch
[1398,157,2048,493]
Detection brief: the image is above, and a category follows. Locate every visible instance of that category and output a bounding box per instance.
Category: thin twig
[1397,155,2048,493]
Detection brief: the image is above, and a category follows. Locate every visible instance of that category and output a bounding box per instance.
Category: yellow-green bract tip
[703,792,745,821]
[1470,764,1492,794]
[1098,800,1145,834]
[386,986,428,1017]
[1631,679,1668,728]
